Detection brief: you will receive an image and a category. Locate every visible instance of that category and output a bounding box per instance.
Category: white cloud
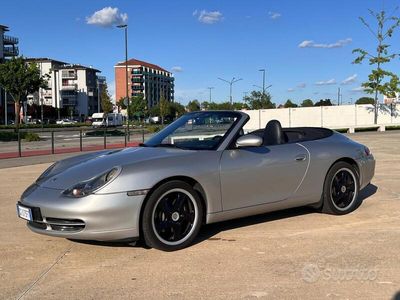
[194,10,223,24]
[108,80,116,102]
[297,83,306,88]
[299,38,352,49]
[351,86,365,92]
[287,88,295,92]
[268,11,282,20]
[341,74,357,85]
[86,7,128,27]
[171,66,183,73]
[315,79,337,86]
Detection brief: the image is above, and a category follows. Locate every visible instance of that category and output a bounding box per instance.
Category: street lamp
[207,87,214,102]
[218,77,243,104]
[259,69,265,95]
[116,24,130,141]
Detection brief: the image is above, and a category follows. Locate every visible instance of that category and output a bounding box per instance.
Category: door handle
[295,155,307,161]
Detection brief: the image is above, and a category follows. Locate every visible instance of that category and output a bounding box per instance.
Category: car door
[219,143,309,211]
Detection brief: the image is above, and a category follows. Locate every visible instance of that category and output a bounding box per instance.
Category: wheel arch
[138,176,208,239]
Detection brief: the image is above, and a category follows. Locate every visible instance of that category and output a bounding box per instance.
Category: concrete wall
[242,104,400,131]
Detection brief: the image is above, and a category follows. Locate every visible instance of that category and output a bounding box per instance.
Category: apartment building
[26,58,103,117]
[115,59,174,108]
[0,24,19,124]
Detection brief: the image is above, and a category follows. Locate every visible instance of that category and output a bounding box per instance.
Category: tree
[116,97,127,109]
[170,102,185,118]
[314,99,333,106]
[355,97,375,105]
[283,99,298,108]
[0,57,48,130]
[187,100,201,112]
[353,8,400,124]
[159,94,170,124]
[100,82,113,114]
[243,90,275,110]
[128,94,147,120]
[300,99,314,107]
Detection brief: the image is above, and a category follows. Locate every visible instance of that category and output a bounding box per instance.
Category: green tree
[0,57,48,130]
[187,100,201,112]
[159,94,170,124]
[243,91,275,110]
[300,99,314,107]
[116,97,127,109]
[284,99,298,108]
[128,94,147,120]
[100,82,113,114]
[353,9,400,124]
[355,97,375,104]
[314,99,333,106]
[170,102,185,118]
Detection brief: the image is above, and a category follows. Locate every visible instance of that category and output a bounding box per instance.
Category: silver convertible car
[17,111,375,251]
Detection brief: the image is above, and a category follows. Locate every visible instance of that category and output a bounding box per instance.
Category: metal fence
[0,126,154,159]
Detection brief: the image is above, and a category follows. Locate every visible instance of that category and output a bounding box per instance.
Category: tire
[142,180,203,251]
[321,161,360,215]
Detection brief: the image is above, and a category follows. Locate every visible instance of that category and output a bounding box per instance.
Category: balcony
[61,70,77,79]
[131,77,144,83]
[3,46,19,57]
[61,84,77,90]
[3,35,19,45]
[132,85,144,90]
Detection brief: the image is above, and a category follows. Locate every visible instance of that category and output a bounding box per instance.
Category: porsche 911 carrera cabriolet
[17,111,375,251]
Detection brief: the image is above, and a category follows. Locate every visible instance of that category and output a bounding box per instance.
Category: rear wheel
[142,181,203,251]
[321,161,360,215]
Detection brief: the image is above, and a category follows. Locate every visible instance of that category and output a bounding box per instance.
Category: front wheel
[321,161,360,215]
[142,181,203,251]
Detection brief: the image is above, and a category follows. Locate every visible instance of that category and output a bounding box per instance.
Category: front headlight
[63,167,121,198]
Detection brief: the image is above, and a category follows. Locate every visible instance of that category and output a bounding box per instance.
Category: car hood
[39,147,193,190]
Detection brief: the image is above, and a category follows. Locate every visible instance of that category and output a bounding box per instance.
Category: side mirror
[236,134,263,148]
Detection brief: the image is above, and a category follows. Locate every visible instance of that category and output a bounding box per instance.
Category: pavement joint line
[16,245,73,300]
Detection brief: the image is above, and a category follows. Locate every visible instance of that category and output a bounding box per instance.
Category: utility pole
[117,24,130,140]
[337,87,341,105]
[259,69,266,95]
[218,77,243,104]
[207,87,214,102]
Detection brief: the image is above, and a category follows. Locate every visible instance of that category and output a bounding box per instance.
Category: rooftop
[25,57,67,65]
[0,24,9,32]
[115,58,169,73]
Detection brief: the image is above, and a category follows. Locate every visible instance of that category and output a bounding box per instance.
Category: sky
[1,0,400,105]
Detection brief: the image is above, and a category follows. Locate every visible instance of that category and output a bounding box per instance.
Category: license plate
[17,205,33,221]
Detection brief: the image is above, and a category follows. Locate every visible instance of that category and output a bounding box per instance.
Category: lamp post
[259,69,265,95]
[117,24,130,141]
[218,77,242,105]
[207,87,214,102]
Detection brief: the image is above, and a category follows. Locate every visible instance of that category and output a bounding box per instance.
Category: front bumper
[18,185,146,241]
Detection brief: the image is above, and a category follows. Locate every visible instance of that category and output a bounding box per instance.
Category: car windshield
[144,111,240,150]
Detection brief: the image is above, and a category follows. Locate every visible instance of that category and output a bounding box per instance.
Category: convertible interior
[249,120,334,146]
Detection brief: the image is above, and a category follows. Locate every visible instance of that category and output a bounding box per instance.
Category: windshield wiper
[154,143,188,150]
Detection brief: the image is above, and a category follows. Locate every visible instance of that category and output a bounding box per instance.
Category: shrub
[23,132,41,142]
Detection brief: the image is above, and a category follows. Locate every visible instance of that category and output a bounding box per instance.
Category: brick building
[114,59,174,108]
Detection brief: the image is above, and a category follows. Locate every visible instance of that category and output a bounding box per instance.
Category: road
[0,131,399,299]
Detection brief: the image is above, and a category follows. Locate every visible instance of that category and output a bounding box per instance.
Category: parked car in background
[56,119,77,125]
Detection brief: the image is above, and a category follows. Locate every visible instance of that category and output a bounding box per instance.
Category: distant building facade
[115,59,174,108]
[26,58,103,117]
[383,93,399,105]
[0,24,19,124]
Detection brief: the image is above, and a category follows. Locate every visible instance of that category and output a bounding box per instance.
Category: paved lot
[1,131,400,299]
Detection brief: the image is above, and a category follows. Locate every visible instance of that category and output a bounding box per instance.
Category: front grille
[45,218,85,232]
[29,217,85,232]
